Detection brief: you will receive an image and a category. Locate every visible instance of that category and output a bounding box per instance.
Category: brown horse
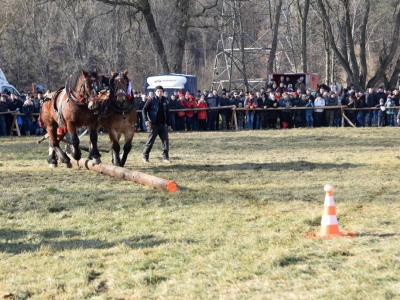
[98,70,137,167]
[40,69,102,168]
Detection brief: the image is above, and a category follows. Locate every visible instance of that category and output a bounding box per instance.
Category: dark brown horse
[40,69,102,168]
[98,70,137,167]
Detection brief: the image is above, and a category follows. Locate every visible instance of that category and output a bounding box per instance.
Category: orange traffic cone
[307,184,355,238]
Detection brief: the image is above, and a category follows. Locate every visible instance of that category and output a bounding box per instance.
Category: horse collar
[65,75,86,105]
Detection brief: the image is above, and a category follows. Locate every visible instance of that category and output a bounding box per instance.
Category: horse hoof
[92,157,101,165]
[49,164,57,168]
[65,162,72,168]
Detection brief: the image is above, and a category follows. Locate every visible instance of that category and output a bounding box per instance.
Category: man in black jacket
[0,95,9,136]
[142,85,171,163]
[366,88,375,127]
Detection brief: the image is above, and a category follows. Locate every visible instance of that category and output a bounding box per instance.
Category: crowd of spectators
[2,76,400,137]
[133,78,400,132]
[0,90,44,136]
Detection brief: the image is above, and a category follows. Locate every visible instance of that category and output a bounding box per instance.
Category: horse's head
[110,70,131,107]
[78,69,100,110]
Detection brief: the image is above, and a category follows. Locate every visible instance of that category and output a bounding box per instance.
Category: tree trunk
[366,10,400,88]
[343,0,360,87]
[169,0,190,74]
[297,0,310,73]
[236,0,249,92]
[358,0,370,89]
[323,29,330,84]
[315,0,353,85]
[267,0,284,75]
[141,0,170,73]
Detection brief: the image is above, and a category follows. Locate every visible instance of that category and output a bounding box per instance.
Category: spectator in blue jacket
[305,97,314,128]
[278,93,292,129]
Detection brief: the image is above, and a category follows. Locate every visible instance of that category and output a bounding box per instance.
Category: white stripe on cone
[321,215,338,226]
[324,195,335,207]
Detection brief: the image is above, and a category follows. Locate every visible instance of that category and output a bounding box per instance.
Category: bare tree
[95,0,218,73]
[315,0,400,89]
[266,0,284,76]
[296,0,310,72]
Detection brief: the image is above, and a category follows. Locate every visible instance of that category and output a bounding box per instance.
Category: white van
[0,69,19,95]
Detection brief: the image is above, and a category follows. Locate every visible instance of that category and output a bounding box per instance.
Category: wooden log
[70,158,179,193]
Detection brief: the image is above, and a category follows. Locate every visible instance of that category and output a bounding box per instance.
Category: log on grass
[70,158,178,193]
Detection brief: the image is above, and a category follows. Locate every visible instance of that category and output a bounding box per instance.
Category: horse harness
[103,73,135,117]
[52,74,99,130]
[65,75,99,106]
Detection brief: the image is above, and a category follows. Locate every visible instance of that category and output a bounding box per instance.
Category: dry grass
[1,127,400,299]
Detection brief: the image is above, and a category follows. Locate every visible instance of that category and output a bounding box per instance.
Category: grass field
[1,128,400,299]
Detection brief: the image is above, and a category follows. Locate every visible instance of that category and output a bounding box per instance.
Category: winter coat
[267,98,280,119]
[385,99,395,114]
[366,93,375,107]
[244,97,256,114]
[374,92,387,105]
[167,99,180,110]
[278,97,292,113]
[355,95,366,108]
[142,96,170,125]
[184,99,197,118]
[219,96,231,115]
[376,103,386,117]
[197,100,208,120]
[314,97,325,113]
[22,100,34,114]
[347,96,356,109]
[305,101,314,116]
[207,96,218,108]
[7,99,23,112]
[325,96,338,106]
[0,101,8,113]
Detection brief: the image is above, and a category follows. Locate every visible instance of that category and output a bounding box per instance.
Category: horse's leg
[108,130,121,166]
[66,122,82,161]
[46,124,58,168]
[120,131,134,167]
[69,131,82,161]
[47,124,71,168]
[88,125,101,164]
[47,146,57,168]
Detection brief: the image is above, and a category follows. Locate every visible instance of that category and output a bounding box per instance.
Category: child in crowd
[305,98,314,128]
[376,98,386,127]
[385,95,395,126]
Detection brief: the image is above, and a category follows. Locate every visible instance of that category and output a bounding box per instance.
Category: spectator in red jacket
[197,95,208,131]
[184,94,197,131]
[177,94,186,131]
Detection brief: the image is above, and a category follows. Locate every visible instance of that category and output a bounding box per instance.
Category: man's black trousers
[142,123,169,159]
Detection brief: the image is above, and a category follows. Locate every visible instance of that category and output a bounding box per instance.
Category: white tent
[0,69,8,84]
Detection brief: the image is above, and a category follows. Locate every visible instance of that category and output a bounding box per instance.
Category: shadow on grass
[357,233,400,238]
[0,230,170,254]
[163,160,362,172]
